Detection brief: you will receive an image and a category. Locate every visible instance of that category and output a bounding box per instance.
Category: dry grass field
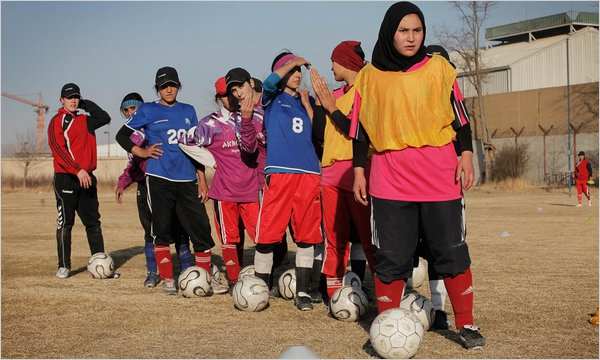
[1,183,598,359]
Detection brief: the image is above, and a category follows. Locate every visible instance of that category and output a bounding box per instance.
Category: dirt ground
[1,186,598,359]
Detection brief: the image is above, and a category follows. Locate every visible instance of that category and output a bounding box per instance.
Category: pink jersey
[350,56,464,202]
[117,130,147,189]
[183,108,258,203]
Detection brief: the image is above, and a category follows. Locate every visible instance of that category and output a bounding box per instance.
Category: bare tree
[12,131,43,188]
[435,1,496,183]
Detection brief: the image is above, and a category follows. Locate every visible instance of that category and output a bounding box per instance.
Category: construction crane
[2,92,50,154]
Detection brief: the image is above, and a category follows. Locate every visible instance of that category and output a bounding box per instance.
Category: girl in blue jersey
[116,67,216,296]
[115,92,193,288]
[253,52,323,311]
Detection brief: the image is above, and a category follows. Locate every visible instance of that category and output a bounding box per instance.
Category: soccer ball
[370,308,425,359]
[278,268,296,300]
[342,271,362,289]
[400,292,436,330]
[232,276,270,312]
[238,265,255,280]
[406,258,427,289]
[210,263,221,283]
[87,252,115,279]
[329,285,369,322]
[178,266,211,298]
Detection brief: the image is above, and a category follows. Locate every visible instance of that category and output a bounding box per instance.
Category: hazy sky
[2,1,597,147]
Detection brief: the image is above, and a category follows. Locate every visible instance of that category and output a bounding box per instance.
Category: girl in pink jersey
[179,77,258,292]
[349,1,485,350]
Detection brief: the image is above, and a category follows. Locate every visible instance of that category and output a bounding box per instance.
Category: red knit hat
[331,41,366,72]
[214,76,227,96]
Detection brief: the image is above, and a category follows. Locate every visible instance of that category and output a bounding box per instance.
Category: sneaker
[458,325,486,350]
[269,284,280,299]
[310,290,323,303]
[430,310,452,330]
[162,279,177,295]
[576,203,583,208]
[227,282,236,296]
[144,271,160,288]
[56,267,70,279]
[294,295,314,311]
[211,278,229,295]
[589,200,592,206]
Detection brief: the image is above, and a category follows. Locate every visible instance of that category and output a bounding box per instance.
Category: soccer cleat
[458,325,486,350]
[294,295,314,311]
[210,278,229,295]
[56,267,70,279]
[430,310,452,330]
[269,284,280,299]
[310,290,323,303]
[144,271,161,288]
[576,203,583,208]
[227,282,236,296]
[162,279,177,295]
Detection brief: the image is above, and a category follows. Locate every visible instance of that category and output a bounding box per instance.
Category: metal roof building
[452,12,599,98]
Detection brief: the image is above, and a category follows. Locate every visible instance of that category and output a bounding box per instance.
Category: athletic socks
[429,279,448,311]
[154,245,173,280]
[444,268,474,329]
[144,241,157,273]
[222,243,241,284]
[175,242,192,271]
[326,276,343,298]
[374,276,404,313]
[350,260,367,281]
[194,250,211,274]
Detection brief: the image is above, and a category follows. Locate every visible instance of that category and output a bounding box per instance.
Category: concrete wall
[3,132,597,189]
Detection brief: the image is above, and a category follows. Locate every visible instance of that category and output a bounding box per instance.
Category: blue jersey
[261,72,320,175]
[126,101,199,181]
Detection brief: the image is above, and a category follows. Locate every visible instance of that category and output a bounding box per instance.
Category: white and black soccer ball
[400,292,436,330]
[329,285,369,322]
[278,268,296,300]
[406,258,427,289]
[210,263,221,283]
[87,252,115,279]
[178,266,211,298]
[370,308,425,359]
[232,276,270,312]
[342,271,362,289]
[238,265,255,280]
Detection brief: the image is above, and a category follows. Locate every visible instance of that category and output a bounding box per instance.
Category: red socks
[222,244,241,283]
[444,268,474,329]
[374,276,404,314]
[326,276,343,298]
[154,245,173,280]
[194,250,211,274]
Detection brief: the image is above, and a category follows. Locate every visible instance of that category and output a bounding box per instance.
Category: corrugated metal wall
[458,27,598,98]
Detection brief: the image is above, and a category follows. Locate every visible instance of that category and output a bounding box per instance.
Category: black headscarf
[372,1,428,72]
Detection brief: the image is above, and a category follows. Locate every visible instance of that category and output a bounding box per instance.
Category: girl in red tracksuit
[575,151,593,207]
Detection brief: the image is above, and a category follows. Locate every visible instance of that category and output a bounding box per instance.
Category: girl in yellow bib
[349,1,485,350]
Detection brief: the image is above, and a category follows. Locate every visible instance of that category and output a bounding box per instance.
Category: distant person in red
[575,150,593,207]
[48,83,111,279]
